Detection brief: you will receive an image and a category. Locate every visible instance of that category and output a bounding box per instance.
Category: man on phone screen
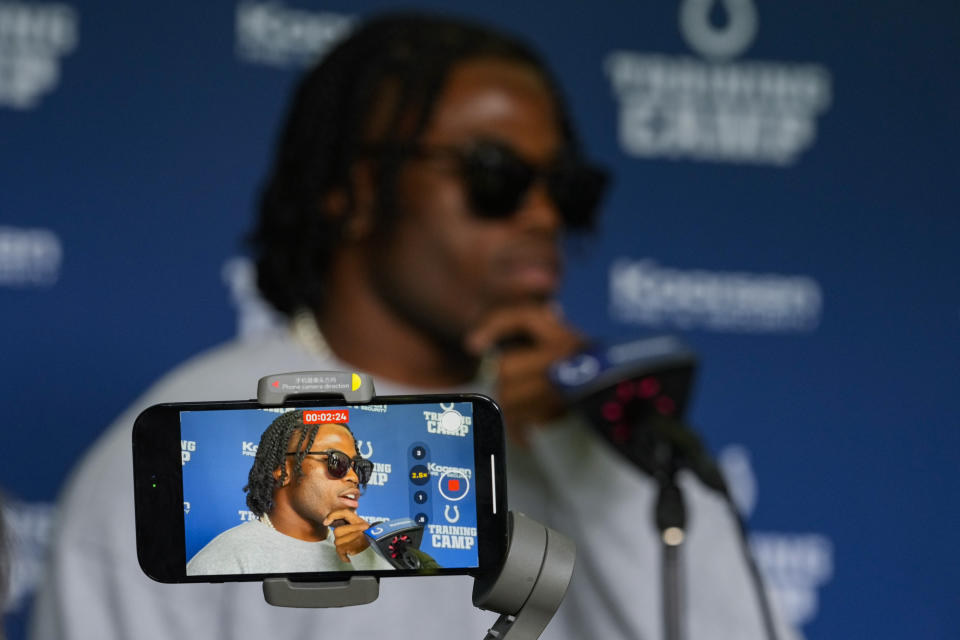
[187,411,392,575]
[32,11,794,640]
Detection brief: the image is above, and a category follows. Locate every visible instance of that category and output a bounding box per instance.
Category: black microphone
[550,337,779,640]
[548,336,726,494]
[364,518,439,570]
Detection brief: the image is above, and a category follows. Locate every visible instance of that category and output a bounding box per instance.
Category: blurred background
[1,1,957,638]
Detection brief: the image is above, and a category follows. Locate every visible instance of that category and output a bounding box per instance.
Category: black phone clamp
[255,371,576,639]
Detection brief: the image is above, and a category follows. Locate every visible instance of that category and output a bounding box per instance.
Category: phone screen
[133,395,506,582]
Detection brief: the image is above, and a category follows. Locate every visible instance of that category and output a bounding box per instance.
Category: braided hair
[244,410,358,517]
[249,11,583,317]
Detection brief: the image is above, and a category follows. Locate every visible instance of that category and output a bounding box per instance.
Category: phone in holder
[133,393,507,583]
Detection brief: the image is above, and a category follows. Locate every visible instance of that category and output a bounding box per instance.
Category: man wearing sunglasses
[187,411,391,575]
[34,11,791,640]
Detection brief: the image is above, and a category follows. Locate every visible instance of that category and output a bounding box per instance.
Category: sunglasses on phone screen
[287,449,374,487]
[377,140,609,230]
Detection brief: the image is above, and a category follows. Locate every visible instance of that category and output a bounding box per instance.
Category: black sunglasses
[286,449,374,487]
[384,140,609,230]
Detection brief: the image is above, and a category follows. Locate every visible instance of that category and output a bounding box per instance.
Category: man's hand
[465,305,586,445]
[323,509,372,562]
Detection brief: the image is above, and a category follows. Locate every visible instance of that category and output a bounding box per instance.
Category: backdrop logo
[1,499,54,614]
[235,1,354,68]
[181,439,197,465]
[552,353,601,387]
[609,258,822,332]
[0,226,62,287]
[367,461,390,487]
[0,1,77,109]
[428,462,472,481]
[444,505,460,523]
[358,404,387,413]
[222,257,284,340]
[356,439,373,458]
[605,2,832,165]
[680,0,757,61]
[427,524,476,551]
[718,445,833,631]
[424,407,471,437]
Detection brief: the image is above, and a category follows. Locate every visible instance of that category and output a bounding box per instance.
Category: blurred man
[32,12,791,640]
[187,412,390,575]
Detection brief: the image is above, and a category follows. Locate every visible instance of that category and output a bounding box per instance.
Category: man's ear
[272,465,288,487]
[323,162,376,240]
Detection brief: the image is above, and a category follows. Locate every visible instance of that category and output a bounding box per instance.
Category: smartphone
[133,393,507,583]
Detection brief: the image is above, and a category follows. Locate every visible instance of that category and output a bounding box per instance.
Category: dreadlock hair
[250,11,584,317]
[243,410,358,517]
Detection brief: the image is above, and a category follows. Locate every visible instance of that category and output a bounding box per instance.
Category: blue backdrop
[2,1,958,639]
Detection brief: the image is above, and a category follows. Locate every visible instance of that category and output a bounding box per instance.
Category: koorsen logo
[0,226,62,287]
[609,258,822,333]
[428,462,472,480]
[235,1,354,68]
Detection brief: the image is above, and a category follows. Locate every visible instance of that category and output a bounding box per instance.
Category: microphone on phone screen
[364,518,440,570]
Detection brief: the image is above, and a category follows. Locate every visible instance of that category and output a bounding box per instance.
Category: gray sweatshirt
[186,520,394,575]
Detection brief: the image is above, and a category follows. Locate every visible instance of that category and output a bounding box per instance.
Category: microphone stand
[653,441,686,640]
[551,336,779,640]
[595,409,778,640]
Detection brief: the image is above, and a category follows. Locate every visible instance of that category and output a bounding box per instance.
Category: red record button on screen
[438,471,470,501]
